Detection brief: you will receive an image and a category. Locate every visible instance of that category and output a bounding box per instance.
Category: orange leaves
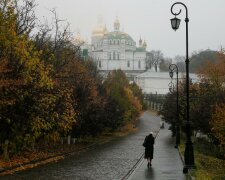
[0,0,145,157]
[199,52,225,87]
[198,53,225,143]
[211,104,225,146]
[103,70,143,125]
[124,87,142,112]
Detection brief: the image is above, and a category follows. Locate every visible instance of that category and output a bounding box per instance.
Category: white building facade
[135,71,199,94]
[90,17,147,77]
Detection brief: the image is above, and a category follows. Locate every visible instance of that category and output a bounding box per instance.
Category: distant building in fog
[135,71,198,94]
[77,16,159,79]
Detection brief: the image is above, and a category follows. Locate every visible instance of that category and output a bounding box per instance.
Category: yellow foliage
[124,87,142,112]
[194,153,225,179]
[199,53,225,87]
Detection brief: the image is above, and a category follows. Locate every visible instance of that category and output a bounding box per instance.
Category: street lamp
[170,16,181,31]
[169,64,180,148]
[170,2,195,173]
[168,81,175,93]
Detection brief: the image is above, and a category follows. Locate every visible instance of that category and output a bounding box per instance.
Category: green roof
[103,31,134,42]
[136,47,146,52]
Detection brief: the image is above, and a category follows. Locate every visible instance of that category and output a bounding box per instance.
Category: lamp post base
[183,166,188,174]
[175,127,180,149]
[183,140,196,174]
[183,165,196,174]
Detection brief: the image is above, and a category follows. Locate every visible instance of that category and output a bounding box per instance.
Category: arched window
[138,60,141,68]
[117,53,119,60]
[113,51,116,60]
[117,40,120,44]
[109,53,111,60]
[127,61,130,67]
[99,61,101,68]
[114,40,116,44]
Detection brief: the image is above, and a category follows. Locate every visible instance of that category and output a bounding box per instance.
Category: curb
[0,129,138,176]
[0,125,139,176]
[1,135,126,176]
[0,143,98,176]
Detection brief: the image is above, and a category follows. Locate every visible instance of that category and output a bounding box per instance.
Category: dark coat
[143,134,155,159]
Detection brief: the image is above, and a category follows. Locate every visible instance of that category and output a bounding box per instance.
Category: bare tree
[146,50,164,72]
[34,8,81,73]
[14,0,37,35]
[174,55,185,72]
[0,0,9,11]
[0,0,37,36]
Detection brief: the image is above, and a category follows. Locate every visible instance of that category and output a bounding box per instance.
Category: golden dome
[92,24,107,36]
[143,41,147,48]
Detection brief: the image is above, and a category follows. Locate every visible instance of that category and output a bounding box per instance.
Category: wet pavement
[127,122,187,180]
[1,111,161,180]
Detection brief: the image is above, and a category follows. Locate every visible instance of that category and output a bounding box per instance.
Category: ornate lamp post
[170,2,195,173]
[168,81,175,93]
[169,64,180,148]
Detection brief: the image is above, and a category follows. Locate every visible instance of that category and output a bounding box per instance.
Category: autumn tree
[0,0,76,158]
[160,52,225,144]
[103,70,143,129]
[0,0,54,157]
[0,0,145,159]
[211,104,225,149]
[190,50,217,73]
[198,53,225,140]
[159,90,179,136]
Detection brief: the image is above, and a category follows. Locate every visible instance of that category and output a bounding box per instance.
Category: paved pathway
[2,112,188,180]
[127,122,188,180]
[1,111,161,180]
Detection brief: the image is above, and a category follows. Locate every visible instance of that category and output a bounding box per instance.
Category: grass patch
[192,153,225,180]
[180,136,225,179]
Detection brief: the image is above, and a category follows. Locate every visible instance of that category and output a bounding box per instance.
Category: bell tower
[139,37,143,47]
[114,16,120,31]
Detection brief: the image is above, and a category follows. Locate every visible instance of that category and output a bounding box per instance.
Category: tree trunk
[3,140,9,160]
[67,135,71,145]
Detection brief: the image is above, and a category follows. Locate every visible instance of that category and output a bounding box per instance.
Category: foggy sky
[35,0,225,58]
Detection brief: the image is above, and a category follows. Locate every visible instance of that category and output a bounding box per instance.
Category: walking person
[143,132,155,168]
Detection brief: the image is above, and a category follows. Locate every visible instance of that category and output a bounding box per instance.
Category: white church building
[79,17,149,78]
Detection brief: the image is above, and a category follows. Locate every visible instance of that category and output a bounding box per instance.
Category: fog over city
[35,0,225,58]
